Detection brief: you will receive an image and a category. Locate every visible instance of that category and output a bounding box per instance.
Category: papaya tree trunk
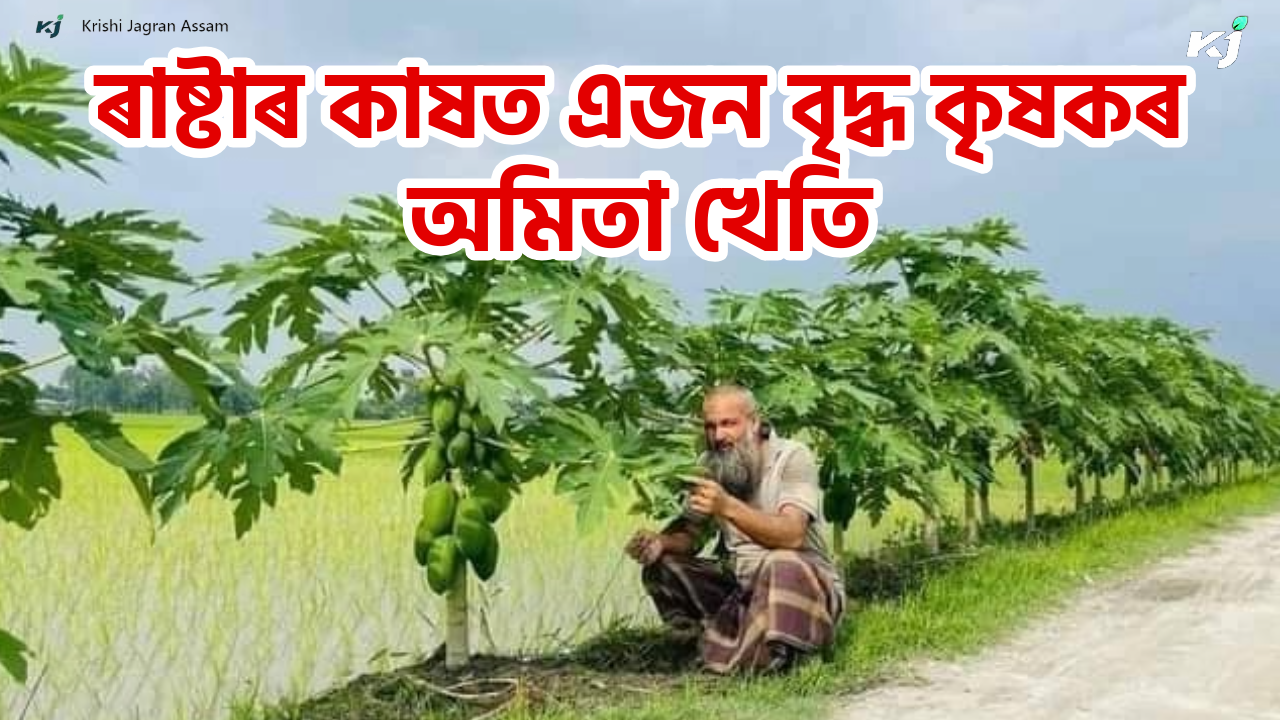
[1020,456,1036,534]
[963,483,979,544]
[978,477,992,526]
[832,524,846,563]
[922,508,940,555]
[1092,473,1104,508]
[1073,469,1086,516]
[445,569,470,670]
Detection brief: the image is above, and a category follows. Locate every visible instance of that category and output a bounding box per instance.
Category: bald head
[703,384,758,417]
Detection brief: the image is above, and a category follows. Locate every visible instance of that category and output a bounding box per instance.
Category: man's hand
[625,529,665,566]
[687,478,732,518]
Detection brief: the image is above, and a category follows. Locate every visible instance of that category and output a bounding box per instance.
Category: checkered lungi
[641,549,845,674]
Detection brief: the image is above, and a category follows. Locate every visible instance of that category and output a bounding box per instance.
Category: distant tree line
[38,364,425,419]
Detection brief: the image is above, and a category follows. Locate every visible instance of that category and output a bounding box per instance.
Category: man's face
[701,394,761,500]
[703,395,755,451]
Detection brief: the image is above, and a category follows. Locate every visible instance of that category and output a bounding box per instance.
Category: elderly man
[625,384,846,674]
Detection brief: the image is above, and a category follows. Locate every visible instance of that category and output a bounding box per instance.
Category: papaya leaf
[0,628,30,683]
[0,413,59,529]
[66,409,155,511]
[761,369,822,418]
[0,42,117,178]
[232,484,261,539]
[0,198,196,291]
[0,243,66,305]
[399,421,433,490]
[447,341,545,434]
[150,425,229,524]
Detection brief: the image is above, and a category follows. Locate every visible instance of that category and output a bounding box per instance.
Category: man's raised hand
[687,478,731,518]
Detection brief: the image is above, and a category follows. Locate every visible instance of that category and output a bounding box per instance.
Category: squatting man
[625,384,845,674]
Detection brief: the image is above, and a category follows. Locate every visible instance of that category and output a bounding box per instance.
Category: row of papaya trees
[3,42,1280,679]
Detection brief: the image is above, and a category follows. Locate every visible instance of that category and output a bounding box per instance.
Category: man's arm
[721,500,809,550]
[657,514,709,556]
[688,443,821,551]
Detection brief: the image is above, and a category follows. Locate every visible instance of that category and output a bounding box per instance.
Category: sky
[4,0,1279,386]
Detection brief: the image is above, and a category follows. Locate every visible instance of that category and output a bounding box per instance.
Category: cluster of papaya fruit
[820,458,856,528]
[412,370,521,595]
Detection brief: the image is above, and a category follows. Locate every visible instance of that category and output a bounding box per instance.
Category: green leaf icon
[57,14,63,20]
[1232,16,1248,31]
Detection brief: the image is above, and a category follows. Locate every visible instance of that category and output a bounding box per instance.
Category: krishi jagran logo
[1187,16,1249,69]
[35,14,63,38]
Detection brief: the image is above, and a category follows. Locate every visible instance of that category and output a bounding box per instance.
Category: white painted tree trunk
[1021,457,1036,534]
[445,569,469,670]
[964,483,979,544]
[923,507,940,555]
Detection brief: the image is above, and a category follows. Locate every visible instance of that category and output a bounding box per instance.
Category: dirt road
[833,513,1280,720]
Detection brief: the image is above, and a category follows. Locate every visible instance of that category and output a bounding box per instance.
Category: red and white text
[317,60,554,148]
[559,65,776,149]
[84,47,314,158]
[921,65,1196,173]
[686,156,882,262]
[398,156,680,261]
[779,66,919,165]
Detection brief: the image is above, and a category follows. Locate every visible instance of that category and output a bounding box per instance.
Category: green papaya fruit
[432,396,459,434]
[822,481,856,527]
[471,472,512,522]
[426,536,463,594]
[421,436,447,484]
[446,431,473,467]
[453,497,492,564]
[474,414,495,437]
[421,482,458,537]
[458,410,474,433]
[413,517,435,566]
[472,436,488,465]
[470,524,499,581]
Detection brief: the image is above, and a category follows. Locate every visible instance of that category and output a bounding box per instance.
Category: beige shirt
[714,436,843,593]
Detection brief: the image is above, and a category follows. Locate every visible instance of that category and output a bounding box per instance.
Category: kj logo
[36,13,63,38]
[1188,16,1248,68]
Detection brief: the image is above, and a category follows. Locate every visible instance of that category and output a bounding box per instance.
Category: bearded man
[624,384,846,674]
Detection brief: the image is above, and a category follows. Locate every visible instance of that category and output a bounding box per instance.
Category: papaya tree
[822,291,946,553]
[1090,316,1209,496]
[0,43,253,682]
[199,197,696,670]
[848,218,1057,534]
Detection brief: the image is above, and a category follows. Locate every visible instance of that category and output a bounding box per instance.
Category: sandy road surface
[834,513,1280,720]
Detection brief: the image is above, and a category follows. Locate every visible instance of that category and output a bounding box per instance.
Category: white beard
[703,435,759,501]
